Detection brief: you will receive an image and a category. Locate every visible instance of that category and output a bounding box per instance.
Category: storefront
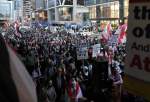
[86,0,129,26]
[48,0,88,23]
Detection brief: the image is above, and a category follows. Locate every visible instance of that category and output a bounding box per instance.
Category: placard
[77,47,88,60]
[108,34,118,46]
[92,44,101,57]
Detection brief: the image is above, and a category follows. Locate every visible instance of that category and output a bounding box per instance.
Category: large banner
[125,0,150,100]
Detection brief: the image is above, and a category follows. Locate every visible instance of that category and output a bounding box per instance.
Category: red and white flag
[14,21,21,37]
[68,80,83,102]
[101,23,112,43]
[107,23,112,37]
[118,24,127,44]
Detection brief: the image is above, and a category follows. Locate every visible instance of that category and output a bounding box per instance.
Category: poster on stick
[92,44,101,57]
[77,47,88,60]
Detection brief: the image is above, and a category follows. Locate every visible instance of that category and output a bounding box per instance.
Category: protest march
[0,21,148,102]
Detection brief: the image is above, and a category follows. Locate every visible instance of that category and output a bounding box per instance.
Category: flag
[100,23,105,31]
[14,21,21,37]
[0,35,37,102]
[101,23,112,43]
[118,24,127,44]
[68,80,83,102]
[107,23,112,37]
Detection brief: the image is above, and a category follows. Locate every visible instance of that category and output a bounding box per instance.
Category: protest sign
[76,42,90,48]
[108,34,118,46]
[77,47,88,60]
[125,0,150,100]
[92,44,101,57]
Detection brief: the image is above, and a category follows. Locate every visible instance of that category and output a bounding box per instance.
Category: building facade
[85,0,129,25]
[14,0,23,22]
[47,0,89,24]
[23,0,32,18]
[34,0,48,21]
[0,0,14,22]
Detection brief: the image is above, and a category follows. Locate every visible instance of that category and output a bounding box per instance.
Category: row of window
[49,7,73,21]
[88,0,129,19]
[89,2,119,19]
[48,0,84,8]
[35,0,47,9]
[47,0,129,22]
[85,0,118,6]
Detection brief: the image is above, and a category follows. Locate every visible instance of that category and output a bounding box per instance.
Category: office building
[14,0,23,22]
[0,0,14,22]
[85,0,129,24]
[35,0,48,21]
[23,0,32,18]
[47,0,89,24]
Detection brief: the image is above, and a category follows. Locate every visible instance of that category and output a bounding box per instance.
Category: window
[77,0,84,5]
[64,0,73,5]
[85,0,96,6]
[49,9,55,20]
[0,3,11,18]
[124,0,129,17]
[48,0,55,8]
[89,6,96,19]
[58,7,73,21]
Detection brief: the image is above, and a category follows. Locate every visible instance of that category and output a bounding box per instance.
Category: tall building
[47,0,89,24]
[23,0,32,18]
[0,0,14,22]
[85,0,129,25]
[14,0,23,22]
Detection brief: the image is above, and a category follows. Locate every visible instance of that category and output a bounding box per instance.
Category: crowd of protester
[1,25,147,102]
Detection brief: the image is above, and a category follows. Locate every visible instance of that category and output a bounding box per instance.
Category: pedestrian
[47,80,57,102]
[111,67,123,102]
[53,68,65,102]
[68,77,83,102]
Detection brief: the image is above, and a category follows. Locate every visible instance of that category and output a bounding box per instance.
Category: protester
[111,67,123,102]
[68,78,83,102]
[46,80,57,102]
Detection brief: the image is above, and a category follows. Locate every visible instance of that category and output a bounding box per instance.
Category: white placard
[126,0,150,82]
[77,47,88,60]
[92,44,101,57]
